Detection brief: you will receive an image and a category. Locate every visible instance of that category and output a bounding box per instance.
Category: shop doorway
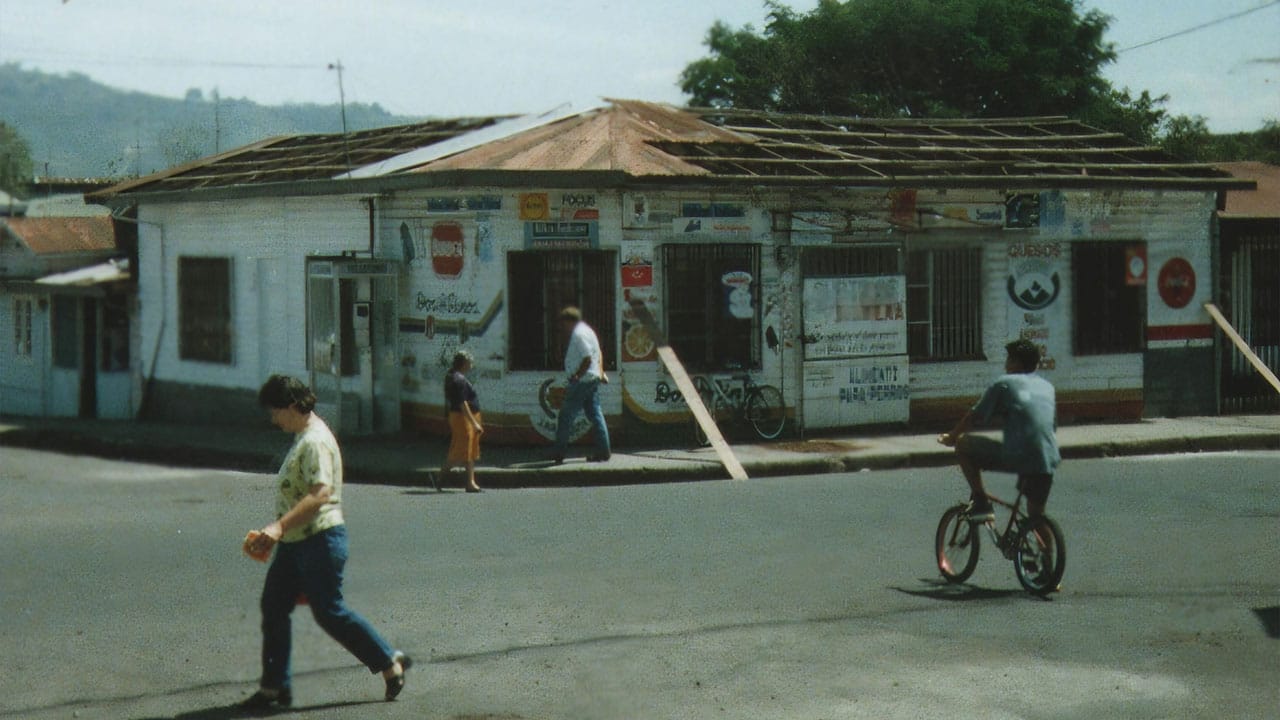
[306,258,401,434]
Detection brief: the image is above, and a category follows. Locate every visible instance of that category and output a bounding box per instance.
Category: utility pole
[213,87,221,154]
[327,60,353,173]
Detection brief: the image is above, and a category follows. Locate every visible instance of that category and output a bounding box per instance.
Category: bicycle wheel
[692,393,729,447]
[1013,515,1066,596]
[746,385,786,440]
[935,504,980,583]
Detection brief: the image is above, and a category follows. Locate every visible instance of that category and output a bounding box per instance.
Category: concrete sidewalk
[1,413,1277,488]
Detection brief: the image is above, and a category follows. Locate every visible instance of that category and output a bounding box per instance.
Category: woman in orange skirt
[441,350,483,492]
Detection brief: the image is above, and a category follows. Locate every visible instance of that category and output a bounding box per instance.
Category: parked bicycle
[691,374,786,445]
[935,480,1066,596]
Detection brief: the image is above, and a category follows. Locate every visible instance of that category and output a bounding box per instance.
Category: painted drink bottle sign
[431,221,464,278]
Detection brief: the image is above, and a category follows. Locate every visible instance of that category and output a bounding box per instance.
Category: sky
[2,0,1277,133]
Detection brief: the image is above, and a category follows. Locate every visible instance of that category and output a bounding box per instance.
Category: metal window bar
[1224,233,1280,412]
[662,244,761,371]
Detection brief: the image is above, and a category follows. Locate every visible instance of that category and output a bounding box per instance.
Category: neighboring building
[0,199,134,418]
[1215,161,1280,413]
[88,101,1252,441]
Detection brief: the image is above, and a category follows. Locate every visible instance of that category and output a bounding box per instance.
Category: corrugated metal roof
[2,215,117,255]
[90,100,1254,197]
[650,108,1251,188]
[1218,161,1280,217]
[408,99,752,176]
[96,116,510,196]
[1,188,28,216]
[37,257,130,287]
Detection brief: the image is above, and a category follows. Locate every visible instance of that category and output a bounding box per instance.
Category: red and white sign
[1157,257,1196,309]
[1125,245,1147,286]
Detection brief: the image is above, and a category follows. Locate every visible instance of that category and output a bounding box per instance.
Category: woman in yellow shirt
[241,374,410,709]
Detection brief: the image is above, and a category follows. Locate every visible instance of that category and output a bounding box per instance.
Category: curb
[3,423,1276,488]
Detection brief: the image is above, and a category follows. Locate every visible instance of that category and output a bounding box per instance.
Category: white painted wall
[138,196,371,395]
[0,293,48,415]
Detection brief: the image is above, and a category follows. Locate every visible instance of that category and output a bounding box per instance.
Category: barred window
[907,247,984,361]
[663,244,760,371]
[179,257,232,364]
[508,250,616,371]
[1073,242,1145,355]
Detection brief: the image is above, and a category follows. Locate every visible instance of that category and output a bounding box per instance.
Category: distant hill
[0,63,423,179]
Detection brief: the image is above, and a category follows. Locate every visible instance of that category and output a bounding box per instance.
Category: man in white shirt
[550,306,611,464]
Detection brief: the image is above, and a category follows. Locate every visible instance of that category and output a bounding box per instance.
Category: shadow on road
[1253,606,1280,638]
[892,580,1035,602]
[133,698,383,720]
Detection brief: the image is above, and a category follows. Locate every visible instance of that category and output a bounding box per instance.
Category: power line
[1118,0,1280,53]
[1,44,319,70]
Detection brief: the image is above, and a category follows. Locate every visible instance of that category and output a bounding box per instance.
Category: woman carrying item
[241,374,410,710]
[441,350,484,492]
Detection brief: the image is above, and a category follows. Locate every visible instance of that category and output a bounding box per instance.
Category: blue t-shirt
[444,370,479,413]
[971,372,1060,475]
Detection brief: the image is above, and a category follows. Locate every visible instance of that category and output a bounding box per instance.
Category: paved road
[1,448,1276,719]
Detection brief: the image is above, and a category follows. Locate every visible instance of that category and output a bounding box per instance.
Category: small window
[1073,242,1145,355]
[508,250,617,371]
[179,257,232,364]
[907,247,984,361]
[662,244,760,371]
[13,296,33,360]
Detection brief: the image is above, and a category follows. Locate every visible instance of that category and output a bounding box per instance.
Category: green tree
[1159,114,1212,161]
[0,121,33,197]
[681,0,1118,118]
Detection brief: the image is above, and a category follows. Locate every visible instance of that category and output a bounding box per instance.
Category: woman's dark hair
[1005,338,1042,373]
[257,374,317,413]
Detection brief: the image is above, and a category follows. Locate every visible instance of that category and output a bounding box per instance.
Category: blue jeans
[259,525,395,691]
[552,377,611,457]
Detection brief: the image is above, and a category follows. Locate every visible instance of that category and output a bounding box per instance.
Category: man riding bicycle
[939,339,1060,522]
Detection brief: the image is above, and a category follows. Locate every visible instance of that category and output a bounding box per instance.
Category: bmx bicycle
[692,373,786,446]
[935,481,1067,596]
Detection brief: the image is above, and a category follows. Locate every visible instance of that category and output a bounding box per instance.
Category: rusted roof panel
[409,101,752,176]
[2,215,116,255]
[1218,161,1280,217]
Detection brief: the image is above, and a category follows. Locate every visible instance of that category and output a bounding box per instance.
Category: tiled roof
[2,215,117,255]
[97,116,509,195]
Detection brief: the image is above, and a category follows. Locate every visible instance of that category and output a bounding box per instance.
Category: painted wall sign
[1006,241,1064,370]
[673,217,753,235]
[801,275,907,359]
[921,204,1005,229]
[1125,245,1148,286]
[722,270,755,320]
[425,195,502,212]
[621,253,653,288]
[523,221,600,249]
[801,356,910,427]
[621,286,660,364]
[430,221,464,278]
[519,193,550,220]
[1157,257,1196,309]
[530,377,591,442]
